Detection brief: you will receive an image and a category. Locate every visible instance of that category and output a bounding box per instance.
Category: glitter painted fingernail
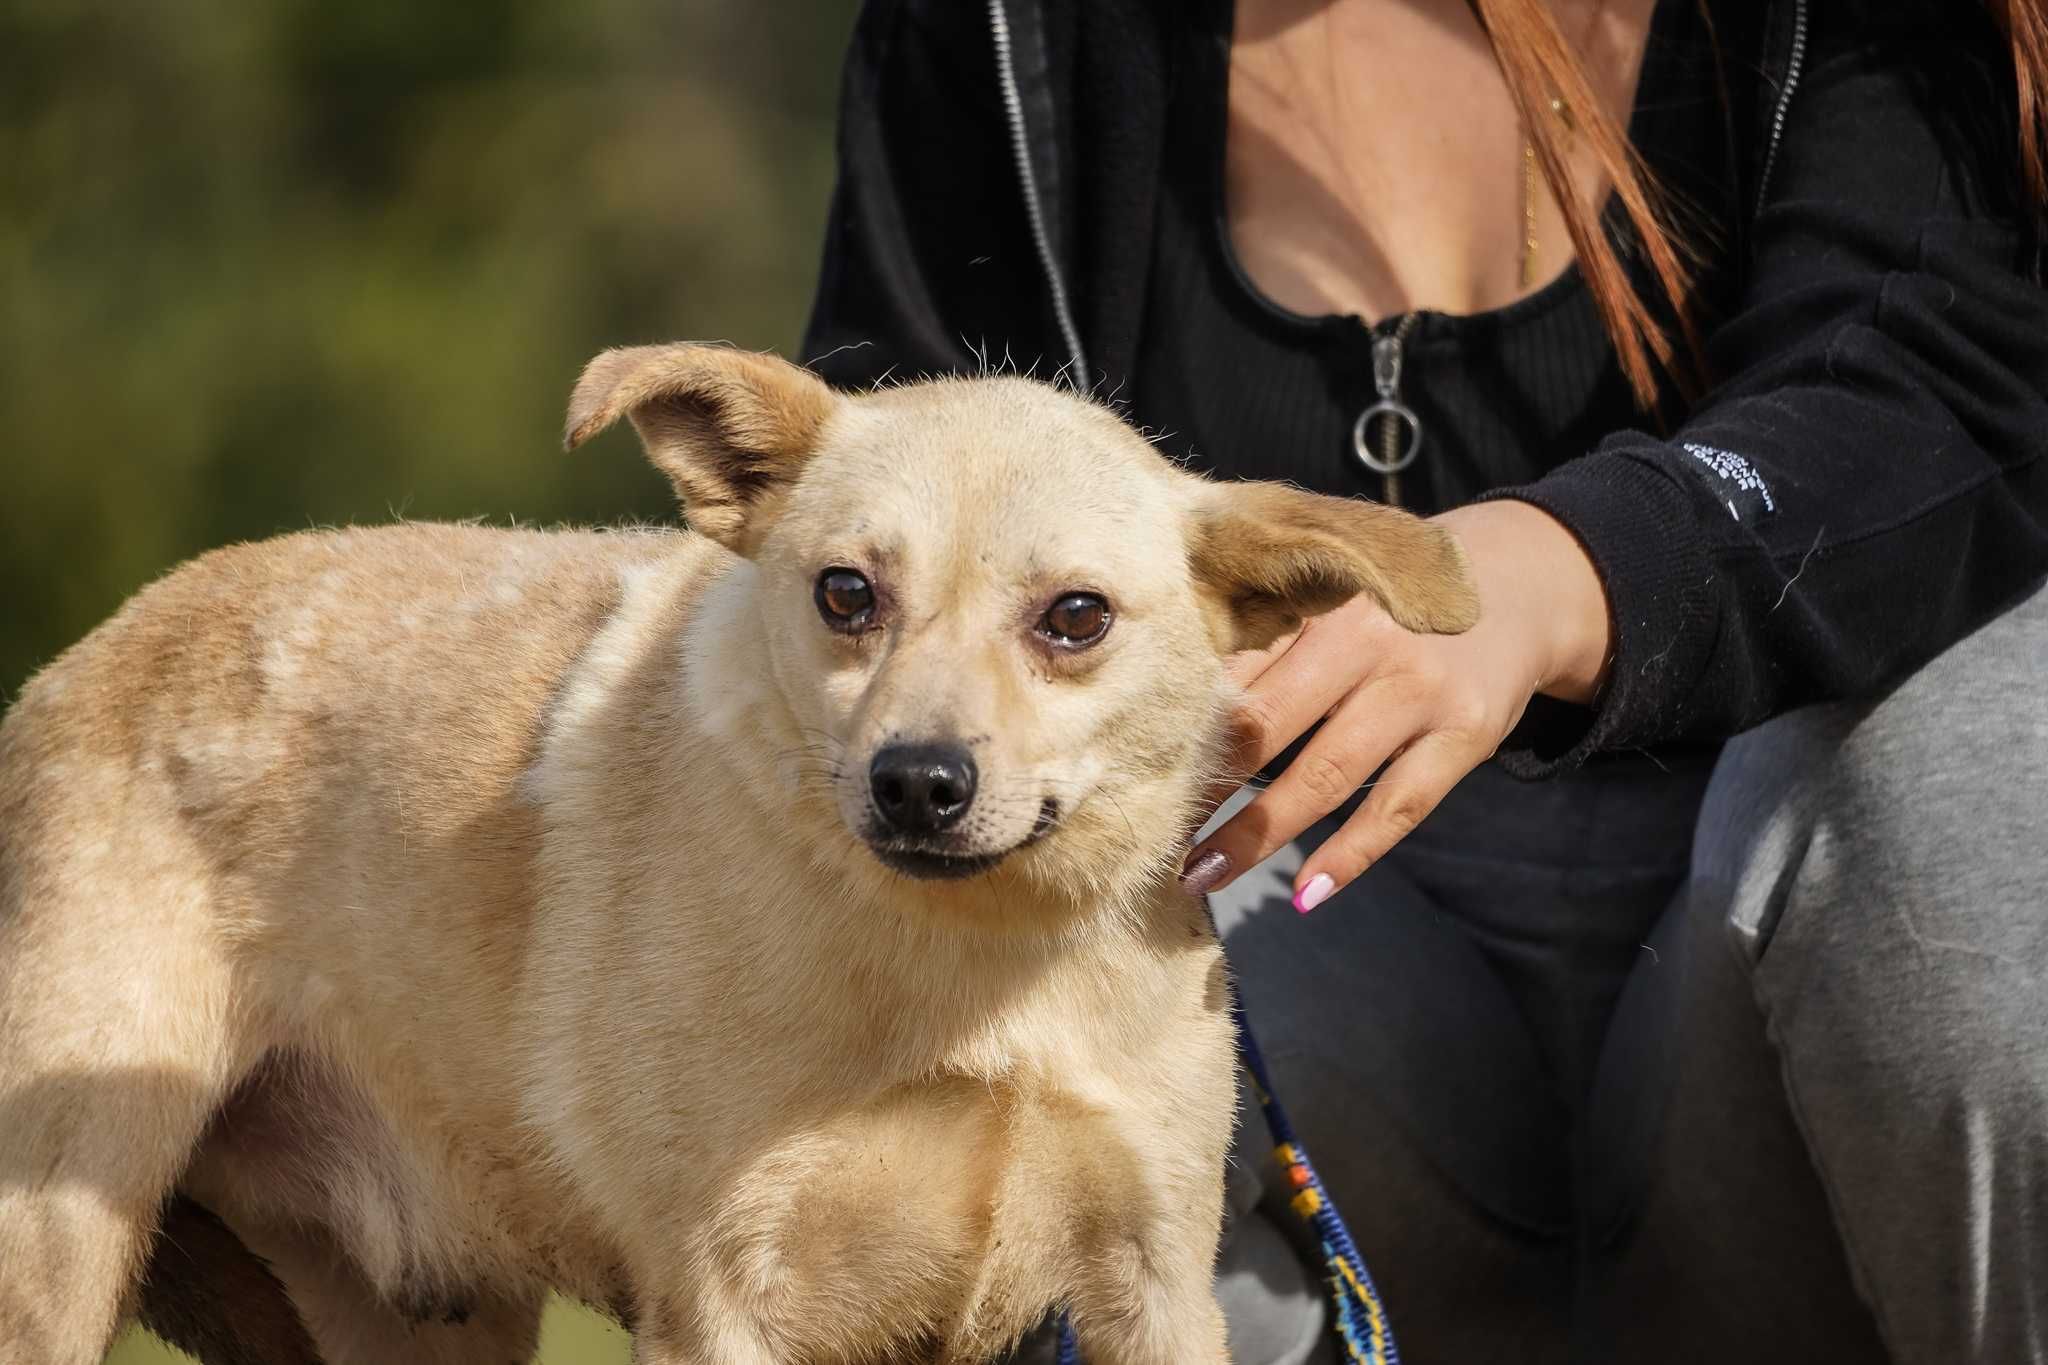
[1180,848,1232,897]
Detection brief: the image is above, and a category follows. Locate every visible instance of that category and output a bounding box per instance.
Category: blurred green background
[1,0,857,703]
[1,0,856,1359]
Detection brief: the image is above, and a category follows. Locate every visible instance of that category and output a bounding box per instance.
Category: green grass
[0,0,856,701]
[106,1294,632,1364]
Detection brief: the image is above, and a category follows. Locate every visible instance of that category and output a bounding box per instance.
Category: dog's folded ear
[1189,482,1481,651]
[565,343,837,555]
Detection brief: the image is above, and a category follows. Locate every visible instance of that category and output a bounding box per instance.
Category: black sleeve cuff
[1477,447,1722,778]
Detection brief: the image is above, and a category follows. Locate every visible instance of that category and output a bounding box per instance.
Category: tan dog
[0,345,1476,1365]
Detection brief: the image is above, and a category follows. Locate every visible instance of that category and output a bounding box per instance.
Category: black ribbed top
[810,0,2048,778]
[1133,0,1707,514]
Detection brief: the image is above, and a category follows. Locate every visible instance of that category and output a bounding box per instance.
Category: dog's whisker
[1093,793,1139,847]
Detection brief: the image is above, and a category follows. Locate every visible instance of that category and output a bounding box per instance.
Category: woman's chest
[1222,0,1655,321]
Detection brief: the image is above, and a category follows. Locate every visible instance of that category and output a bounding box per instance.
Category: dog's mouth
[871,846,1009,880]
[866,799,1062,881]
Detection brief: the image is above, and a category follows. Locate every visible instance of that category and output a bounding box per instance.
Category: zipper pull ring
[1352,316,1423,504]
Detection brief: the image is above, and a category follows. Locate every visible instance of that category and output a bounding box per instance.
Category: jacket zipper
[983,0,1803,454]
[988,0,1092,394]
[1352,313,1424,506]
[1752,0,1809,218]
[1356,0,1804,506]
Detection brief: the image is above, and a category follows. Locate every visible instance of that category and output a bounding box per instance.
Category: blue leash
[1054,1315,1083,1365]
[1055,994,1401,1365]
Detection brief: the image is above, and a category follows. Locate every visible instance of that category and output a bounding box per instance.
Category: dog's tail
[135,1196,322,1365]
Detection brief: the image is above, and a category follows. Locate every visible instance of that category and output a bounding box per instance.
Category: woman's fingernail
[1293,873,1335,914]
[1180,848,1232,897]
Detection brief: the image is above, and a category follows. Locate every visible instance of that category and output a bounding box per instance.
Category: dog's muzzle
[869,742,977,835]
[863,745,1063,881]
[865,741,988,879]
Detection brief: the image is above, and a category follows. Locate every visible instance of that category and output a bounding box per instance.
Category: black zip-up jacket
[802,0,2048,773]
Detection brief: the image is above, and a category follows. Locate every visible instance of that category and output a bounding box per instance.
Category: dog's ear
[564,343,837,555]
[1188,482,1480,651]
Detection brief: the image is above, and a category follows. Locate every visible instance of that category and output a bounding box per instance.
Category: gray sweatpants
[1201,577,2048,1364]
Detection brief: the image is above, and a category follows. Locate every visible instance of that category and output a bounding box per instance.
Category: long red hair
[1475,0,2048,412]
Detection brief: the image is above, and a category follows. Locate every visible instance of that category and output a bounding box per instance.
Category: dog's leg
[1063,1102,1235,1365]
[235,1224,543,1365]
[135,1195,322,1365]
[1066,1243,1232,1365]
[0,842,253,1365]
[630,1332,775,1365]
[627,1290,779,1365]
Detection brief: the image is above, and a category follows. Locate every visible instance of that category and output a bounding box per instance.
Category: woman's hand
[1179,499,1614,909]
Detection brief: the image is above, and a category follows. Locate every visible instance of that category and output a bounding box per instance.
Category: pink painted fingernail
[1293,873,1335,914]
[1180,848,1232,897]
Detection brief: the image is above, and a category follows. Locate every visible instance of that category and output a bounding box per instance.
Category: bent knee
[1698,581,2048,960]
[1730,765,2047,1130]
[1694,582,2048,1090]
[1817,578,2048,856]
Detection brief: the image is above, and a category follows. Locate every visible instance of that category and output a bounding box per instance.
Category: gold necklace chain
[1519,96,1574,288]
[1520,133,1543,289]
[1519,0,1605,290]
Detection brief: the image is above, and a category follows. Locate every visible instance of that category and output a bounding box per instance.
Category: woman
[803,1,2048,1360]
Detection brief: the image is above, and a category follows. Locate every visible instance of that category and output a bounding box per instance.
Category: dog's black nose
[869,743,977,834]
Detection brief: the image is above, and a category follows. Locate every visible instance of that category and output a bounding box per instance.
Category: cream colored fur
[0,345,1476,1365]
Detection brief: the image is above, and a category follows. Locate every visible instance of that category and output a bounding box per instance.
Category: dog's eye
[815,569,876,631]
[1039,593,1111,648]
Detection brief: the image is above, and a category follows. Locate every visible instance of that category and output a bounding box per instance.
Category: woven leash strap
[1054,994,1401,1365]
[1230,993,1402,1365]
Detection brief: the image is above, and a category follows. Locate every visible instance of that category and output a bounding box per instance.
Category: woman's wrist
[1433,500,1613,706]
